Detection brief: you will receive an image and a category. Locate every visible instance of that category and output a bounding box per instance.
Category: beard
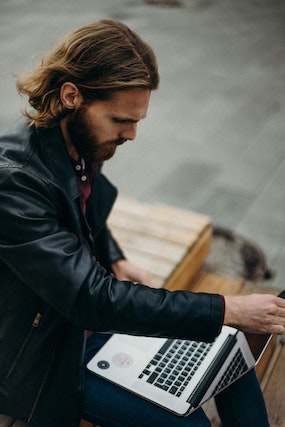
[66,105,123,163]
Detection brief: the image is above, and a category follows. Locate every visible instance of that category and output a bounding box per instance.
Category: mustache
[115,138,127,146]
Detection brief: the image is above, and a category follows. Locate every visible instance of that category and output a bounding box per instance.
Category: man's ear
[60,82,83,110]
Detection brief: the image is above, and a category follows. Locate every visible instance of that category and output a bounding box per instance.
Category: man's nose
[119,123,137,141]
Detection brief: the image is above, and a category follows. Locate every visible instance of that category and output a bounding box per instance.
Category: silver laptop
[87,325,272,416]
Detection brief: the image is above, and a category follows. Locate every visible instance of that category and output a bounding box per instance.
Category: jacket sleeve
[0,167,224,343]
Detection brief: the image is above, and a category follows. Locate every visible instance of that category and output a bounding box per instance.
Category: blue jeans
[82,333,270,427]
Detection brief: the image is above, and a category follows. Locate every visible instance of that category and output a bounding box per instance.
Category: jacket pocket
[5,312,42,379]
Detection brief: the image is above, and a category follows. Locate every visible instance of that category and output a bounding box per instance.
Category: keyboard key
[169,386,178,395]
[138,338,214,397]
[147,372,159,384]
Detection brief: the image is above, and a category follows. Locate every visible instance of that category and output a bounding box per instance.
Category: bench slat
[109,196,212,289]
[263,339,285,427]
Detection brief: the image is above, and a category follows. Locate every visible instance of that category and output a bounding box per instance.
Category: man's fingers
[277,298,285,315]
[273,324,285,335]
[277,296,285,305]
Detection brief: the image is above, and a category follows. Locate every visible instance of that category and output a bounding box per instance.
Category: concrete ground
[1,0,285,289]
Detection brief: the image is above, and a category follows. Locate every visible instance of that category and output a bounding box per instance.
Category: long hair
[17,19,159,127]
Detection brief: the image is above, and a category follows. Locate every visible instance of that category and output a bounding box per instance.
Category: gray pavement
[1,0,285,289]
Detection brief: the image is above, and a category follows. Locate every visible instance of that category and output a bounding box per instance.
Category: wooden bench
[108,196,212,290]
[81,196,285,427]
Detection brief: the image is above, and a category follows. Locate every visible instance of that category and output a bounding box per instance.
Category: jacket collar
[35,123,81,201]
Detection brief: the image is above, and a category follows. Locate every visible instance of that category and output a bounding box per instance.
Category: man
[0,19,284,427]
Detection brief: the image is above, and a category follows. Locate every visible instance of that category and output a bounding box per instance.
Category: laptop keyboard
[213,348,248,394]
[138,339,214,397]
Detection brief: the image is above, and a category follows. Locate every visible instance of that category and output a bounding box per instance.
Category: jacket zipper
[6,312,42,379]
[32,312,42,327]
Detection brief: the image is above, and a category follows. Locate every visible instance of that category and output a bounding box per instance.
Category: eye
[112,118,139,124]
[112,118,127,124]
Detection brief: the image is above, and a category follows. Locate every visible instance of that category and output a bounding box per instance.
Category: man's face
[66,89,151,163]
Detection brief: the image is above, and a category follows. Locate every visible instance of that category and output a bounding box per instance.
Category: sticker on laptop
[112,353,133,368]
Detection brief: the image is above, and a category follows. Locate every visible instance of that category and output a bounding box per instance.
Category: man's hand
[224,293,285,335]
[111,259,158,288]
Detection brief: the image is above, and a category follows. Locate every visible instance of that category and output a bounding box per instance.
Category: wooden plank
[188,270,244,295]
[110,197,211,231]
[109,196,212,289]
[117,239,209,288]
[260,340,283,391]
[164,226,212,291]
[250,334,277,382]
[263,338,285,427]
[109,197,210,247]
[109,227,187,261]
[109,212,206,247]
[120,247,176,284]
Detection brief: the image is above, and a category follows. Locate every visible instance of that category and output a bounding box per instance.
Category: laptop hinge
[187,333,237,407]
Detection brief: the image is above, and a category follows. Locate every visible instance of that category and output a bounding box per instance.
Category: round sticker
[112,353,133,368]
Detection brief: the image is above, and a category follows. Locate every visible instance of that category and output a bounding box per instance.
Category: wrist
[223,295,240,328]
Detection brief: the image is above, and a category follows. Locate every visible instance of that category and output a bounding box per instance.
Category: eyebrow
[113,115,147,123]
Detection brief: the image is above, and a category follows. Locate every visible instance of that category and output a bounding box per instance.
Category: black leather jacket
[0,119,224,427]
